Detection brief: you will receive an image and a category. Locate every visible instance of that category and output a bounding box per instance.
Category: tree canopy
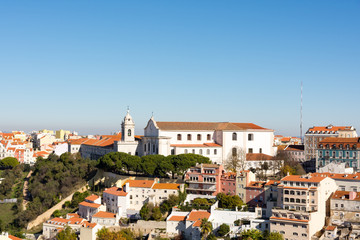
[0,157,19,169]
[97,152,211,178]
[217,223,230,237]
[217,193,245,210]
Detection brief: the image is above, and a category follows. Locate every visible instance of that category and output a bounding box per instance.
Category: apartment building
[316,137,360,171]
[220,172,236,195]
[185,164,223,196]
[236,170,256,201]
[305,125,357,162]
[330,191,360,228]
[311,172,360,192]
[271,174,337,240]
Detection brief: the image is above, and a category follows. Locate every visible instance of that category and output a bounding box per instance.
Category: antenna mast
[300,81,303,143]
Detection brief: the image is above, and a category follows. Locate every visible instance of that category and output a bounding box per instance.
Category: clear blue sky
[1,1,359,136]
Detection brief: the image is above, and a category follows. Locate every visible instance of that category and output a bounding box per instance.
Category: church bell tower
[121,108,135,142]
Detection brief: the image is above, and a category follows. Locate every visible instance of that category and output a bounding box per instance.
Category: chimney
[349,191,357,200]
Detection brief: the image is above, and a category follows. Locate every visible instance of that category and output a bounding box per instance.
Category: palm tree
[200,218,213,239]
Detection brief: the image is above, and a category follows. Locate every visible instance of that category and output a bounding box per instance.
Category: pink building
[246,181,266,207]
[185,164,224,196]
[220,172,236,195]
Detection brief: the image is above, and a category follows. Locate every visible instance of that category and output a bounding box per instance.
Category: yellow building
[56,130,71,140]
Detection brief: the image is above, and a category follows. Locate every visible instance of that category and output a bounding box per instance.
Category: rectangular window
[248,148,253,153]
[187,134,192,141]
[214,149,217,155]
[197,134,201,141]
[259,148,262,153]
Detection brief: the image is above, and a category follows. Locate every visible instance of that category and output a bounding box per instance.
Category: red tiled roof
[128,180,155,188]
[325,225,336,231]
[168,215,186,221]
[281,137,291,142]
[193,220,202,227]
[265,180,280,186]
[103,187,128,196]
[79,201,101,208]
[67,213,80,218]
[319,137,359,144]
[281,174,326,183]
[187,210,210,222]
[82,221,97,229]
[92,211,116,218]
[85,195,100,202]
[311,172,360,181]
[247,181,266,188]
[246,153,274,161]
[152,183,180,190]
[156,122,270,131]
[331,191,360,201]
[307,126,353,133]
[9,235,23,240]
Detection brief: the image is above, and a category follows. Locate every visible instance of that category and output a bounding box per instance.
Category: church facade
[78,111,276,165]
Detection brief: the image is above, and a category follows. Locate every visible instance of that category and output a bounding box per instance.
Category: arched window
[187,134,192,141]
[207,149,210,155]
[296,199,300,203]
[192,149,195,154]
[197,134,201,141]
[207,134,211,141]
[128,129,131,136]
[285,190,289,194]
[199,149,203,155]
[232,148,237,157]
[232,133,237,141]
[248,134,254,141]
[184,149,188,154]
[177,134,182,141]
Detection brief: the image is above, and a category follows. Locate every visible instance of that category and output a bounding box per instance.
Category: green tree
[267,232,284,240]
[140,203,151,220]
[200,218,213,240]
[207,233,217,240]
[240,229,263,240]
[217,223,230,237]
[56,226,77,240]
[140,156,158,176]
[152,206,162,221]
[0,157,19,169]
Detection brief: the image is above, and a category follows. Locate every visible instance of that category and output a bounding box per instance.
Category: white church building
[141,117,276,164]
[78,110,277,164]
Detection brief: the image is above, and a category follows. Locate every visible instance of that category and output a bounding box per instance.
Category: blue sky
[1,1,359,136]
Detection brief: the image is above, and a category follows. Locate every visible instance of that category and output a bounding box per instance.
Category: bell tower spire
[121,108,135,142]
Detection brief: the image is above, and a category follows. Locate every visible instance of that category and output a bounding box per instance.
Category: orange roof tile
[79,201,101,208]
[103,187,128,196]
[85,194,100,202]
[325,225,336,231]
[281,174,326,183]
[246,153,274,161]
[168,215,186,221]
[187,210,210,222]
[265,180,280,186]
[247,181,266,188]
[128,180,155,188]
[156,122,270,131]
[67,213,80,218]
[9,235,23,240]
[193,220,202,227]
[82,221,97,229]
[307,126,353,133]
[152,183,180,190]
[319,137,360,144]
[311,172,360,181]
[92,211,116,218]
[331,191,360,201]
[281,137,291,142]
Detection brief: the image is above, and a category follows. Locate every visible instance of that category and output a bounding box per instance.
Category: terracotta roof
[85,194,100,202]
[92,211,116,218]
[270,216,309,222]
[193,220,202,227]
[128,180,155,188]
[187,210,210,221]
[67,213,80,218]
[246,153,274,161]
[281,137,291,142]
[152,183,180,190]
[265,180,280,186]
[168,215,186,221]
[103,187,128,196]
[171,143,222,148]
[9,235,23,240]
[81,135,122,147]
[281,174,326,183]
[82,221,97,229]
[68,138,91,145]
[325,225,336,231]
[79,201,101,208]
[156,122,270,131]
[331,191,360,201]
[247,181,266,188]
[307,126,354,134]
[311,172,360,181]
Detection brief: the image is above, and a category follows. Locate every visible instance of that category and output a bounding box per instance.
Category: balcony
[187,186,216,192]
[186,180,216,184]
